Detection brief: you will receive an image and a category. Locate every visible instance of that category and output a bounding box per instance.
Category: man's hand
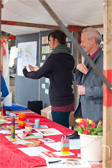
[28,65,39,71]
[77,64,88,74]
[77,85,85,95]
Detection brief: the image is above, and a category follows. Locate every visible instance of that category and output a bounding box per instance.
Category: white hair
[82,27,102,45]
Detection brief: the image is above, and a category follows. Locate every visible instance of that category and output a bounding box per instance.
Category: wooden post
[103,0,112,167]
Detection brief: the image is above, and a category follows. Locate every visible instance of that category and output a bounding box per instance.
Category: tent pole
[39,0,112,92]
[103,0,112,167]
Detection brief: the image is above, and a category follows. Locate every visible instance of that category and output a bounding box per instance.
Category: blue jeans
[51,110,70,128]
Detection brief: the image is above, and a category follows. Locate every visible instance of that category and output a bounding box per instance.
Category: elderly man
[73,27,103,123]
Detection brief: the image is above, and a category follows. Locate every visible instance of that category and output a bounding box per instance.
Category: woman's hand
[28,65,39,71]
[23,66,27,70]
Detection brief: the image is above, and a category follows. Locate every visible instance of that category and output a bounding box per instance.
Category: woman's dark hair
[48,30,67,45]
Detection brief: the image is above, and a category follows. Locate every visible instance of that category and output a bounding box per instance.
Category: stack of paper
[17,133,43,139]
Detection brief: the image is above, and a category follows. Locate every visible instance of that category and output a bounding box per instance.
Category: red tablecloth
[0,113,80,168]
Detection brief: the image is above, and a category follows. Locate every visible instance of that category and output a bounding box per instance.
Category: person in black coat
[23,30,75,128]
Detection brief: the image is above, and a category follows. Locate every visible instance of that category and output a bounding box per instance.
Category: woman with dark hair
[23,30,75,128]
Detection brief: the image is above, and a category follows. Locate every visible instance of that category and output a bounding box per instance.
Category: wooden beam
[1,36,9,40]
[1,20,60,30]
[1,20,103,33]
[68,24,103,32]
[89,24,103,28]
[103,0,112,167]
[1,35,16,40]
[68,25,83,32]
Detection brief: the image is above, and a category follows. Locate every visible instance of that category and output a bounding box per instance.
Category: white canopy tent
[1,0,103,35]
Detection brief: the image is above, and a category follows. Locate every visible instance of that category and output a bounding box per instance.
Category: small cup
[25,124,32,133]
[34,119,40,128]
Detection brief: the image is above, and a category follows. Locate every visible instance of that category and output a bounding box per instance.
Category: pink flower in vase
[91,121,97,128]
[83,128,91,135]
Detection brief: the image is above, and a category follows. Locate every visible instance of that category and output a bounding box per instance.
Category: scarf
[51,45,71,55]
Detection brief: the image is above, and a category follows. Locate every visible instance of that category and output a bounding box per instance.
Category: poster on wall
[17,41,37,76]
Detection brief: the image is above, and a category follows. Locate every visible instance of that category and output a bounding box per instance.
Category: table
[0,111,80,168]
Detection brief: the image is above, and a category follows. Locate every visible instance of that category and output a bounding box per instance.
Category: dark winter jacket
[23,45,75,107]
